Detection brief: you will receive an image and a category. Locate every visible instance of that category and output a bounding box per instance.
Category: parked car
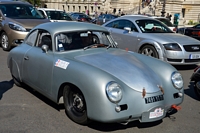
[8,21,184,125]
[102,15,200,65]
[176,24,200,40]
[151,16,177,32]
[0,0,50,51]
[69,12,92,22]
[37,8,73,22]
[190,65,200,100]
[96,14,118,25]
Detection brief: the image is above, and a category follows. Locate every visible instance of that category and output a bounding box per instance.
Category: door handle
[24,56,29,60]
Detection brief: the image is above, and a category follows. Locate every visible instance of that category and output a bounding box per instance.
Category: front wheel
[140,45,159,59]
[63,85,89,125]
[1,32,11,51]
[194,81,200,100]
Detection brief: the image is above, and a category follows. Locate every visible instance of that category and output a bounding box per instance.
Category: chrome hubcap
[73,94,84,112]
[2,34,8,49]
[196,81,200,91]
[142,48,154,57]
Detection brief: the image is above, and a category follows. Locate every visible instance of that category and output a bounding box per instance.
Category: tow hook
[171,104,181,110]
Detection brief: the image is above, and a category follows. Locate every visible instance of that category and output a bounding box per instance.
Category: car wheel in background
[194,81,200,100]
[1,32,11,51]
[63,85,89,125]
[140,45,159,59]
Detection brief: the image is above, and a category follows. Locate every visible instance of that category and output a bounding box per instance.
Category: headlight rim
[106,81,123,103]
[163,43,182,51]
[8,22,26,32]
[171,71,183,90]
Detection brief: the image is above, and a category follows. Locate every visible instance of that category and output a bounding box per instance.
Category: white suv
[38,8,73,22]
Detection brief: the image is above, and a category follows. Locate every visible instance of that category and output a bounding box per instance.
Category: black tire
[194,81,200,100]
[12,76,22,87]
[63,85,89,125]
[140,45,159,59]
[1,32,11,51]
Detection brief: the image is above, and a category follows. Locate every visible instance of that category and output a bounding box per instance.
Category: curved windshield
[0,4,45,19]
[55,31,115,52]
[136,19,173,33]
[46,11,73,21]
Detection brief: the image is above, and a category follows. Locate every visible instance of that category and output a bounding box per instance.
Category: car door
[22,30,54,94]
[104,19,139,52]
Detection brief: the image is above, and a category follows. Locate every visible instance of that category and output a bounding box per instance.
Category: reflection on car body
[102,15,200,65]
[8,21,184,125]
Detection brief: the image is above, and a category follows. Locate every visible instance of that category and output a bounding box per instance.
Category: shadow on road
[185,82,200,101]
[0,79,14,100]
[87,119,163,131]
[173,64,197,71]
[22,84,64,111]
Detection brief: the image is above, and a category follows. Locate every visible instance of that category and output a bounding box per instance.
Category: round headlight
[106,82,122,103]
[171,72,183,90]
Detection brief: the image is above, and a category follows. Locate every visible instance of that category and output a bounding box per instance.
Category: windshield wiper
[83,44,108,50]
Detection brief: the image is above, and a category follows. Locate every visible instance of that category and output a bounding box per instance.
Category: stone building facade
[40,0,200,25]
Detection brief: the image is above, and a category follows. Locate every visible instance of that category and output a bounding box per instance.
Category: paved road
[0,48,200,133]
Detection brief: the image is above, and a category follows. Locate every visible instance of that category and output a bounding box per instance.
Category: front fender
[138,39,164,60]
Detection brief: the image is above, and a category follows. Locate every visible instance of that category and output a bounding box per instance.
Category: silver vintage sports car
[102,15,200,65]
[8,22,184,125]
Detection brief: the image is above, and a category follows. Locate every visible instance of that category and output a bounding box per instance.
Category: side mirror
[41,45,49,53]
[124,27,131,33]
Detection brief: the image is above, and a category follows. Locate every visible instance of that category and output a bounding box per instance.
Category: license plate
[189,54,200,59]
[149,108,164,119]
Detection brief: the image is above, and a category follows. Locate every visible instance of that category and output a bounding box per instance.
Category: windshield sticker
[55,59,69,69]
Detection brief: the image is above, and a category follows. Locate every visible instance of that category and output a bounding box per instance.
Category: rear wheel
[194,81,200,100]
[12,76,22,87]
[1,32,11,51]
[63,85,89,125]
[140,45,159,59]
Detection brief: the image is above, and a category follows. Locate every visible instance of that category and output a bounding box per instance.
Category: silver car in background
[102,15,200,65]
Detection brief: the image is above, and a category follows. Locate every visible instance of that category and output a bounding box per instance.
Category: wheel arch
[57,83,84,104]
[8,58,22,82]
[138,42,163,60]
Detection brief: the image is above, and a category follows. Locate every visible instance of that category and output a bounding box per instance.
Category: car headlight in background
[106,81,122,103]
[163,43,182,51]
[8,22,26,32]
[171,72,183,90]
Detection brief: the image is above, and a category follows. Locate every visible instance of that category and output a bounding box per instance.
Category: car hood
[143,33,200,44]
[9,18,50,29]
[75,50,162,93]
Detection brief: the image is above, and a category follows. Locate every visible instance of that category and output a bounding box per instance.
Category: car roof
[118,15,154,21]
[37,8,63,11]
[33,22,109,34]
[0,0,31,5]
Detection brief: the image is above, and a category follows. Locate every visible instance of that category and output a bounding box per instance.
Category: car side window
[37,31,52,51]
[24,30,38,46]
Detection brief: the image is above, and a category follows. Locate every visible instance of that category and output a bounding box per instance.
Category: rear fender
[9,58,21,82]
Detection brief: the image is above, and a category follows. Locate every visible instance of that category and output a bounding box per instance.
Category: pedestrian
[166,13,172,21]
[121,12,125,16]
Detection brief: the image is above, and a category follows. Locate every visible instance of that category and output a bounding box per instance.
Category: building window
[73,6,75,11]
[68,5,69,11]
[182,8,185,18]
[91,6,93,13]
[79,6,81,12]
